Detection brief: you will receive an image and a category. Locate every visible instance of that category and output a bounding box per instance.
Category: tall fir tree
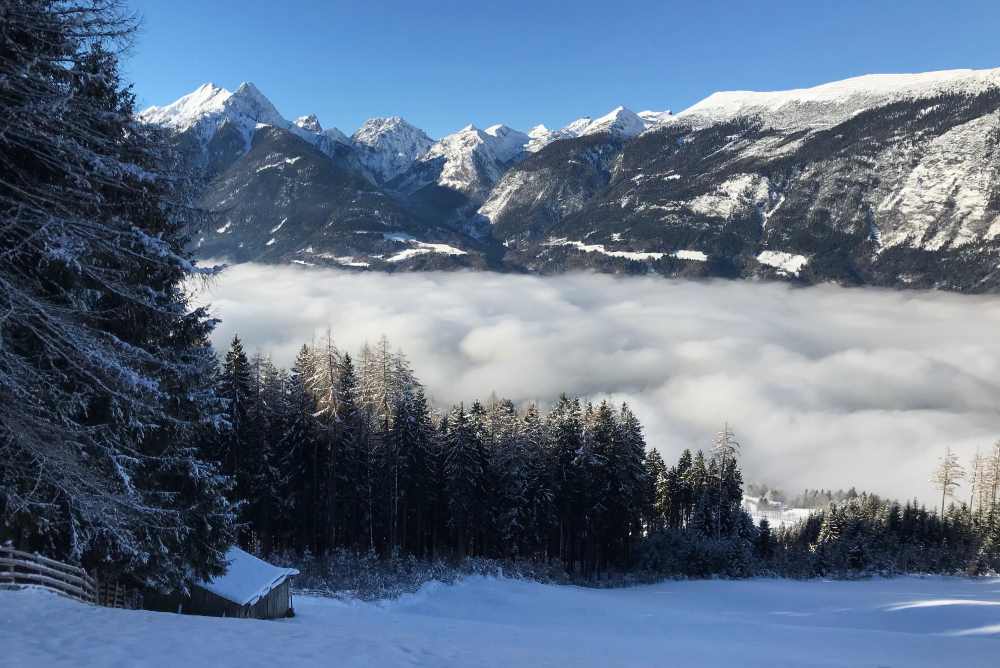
[0,1,235,587]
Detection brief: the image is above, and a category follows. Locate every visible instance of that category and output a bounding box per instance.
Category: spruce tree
[0,1,234,586]
[444,404,483,558]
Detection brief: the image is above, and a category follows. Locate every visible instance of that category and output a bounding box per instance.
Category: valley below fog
[192,266,1000,503]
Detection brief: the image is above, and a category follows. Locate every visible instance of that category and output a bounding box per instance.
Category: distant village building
[149,547,299,619]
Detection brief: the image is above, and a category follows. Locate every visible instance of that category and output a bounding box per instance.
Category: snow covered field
[4,576,1000,667]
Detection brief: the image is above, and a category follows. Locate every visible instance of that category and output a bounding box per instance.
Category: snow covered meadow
[5,575,1000,667]
[194,265,1000,503]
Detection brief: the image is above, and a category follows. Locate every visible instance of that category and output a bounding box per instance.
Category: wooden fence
[0,546,97,605]
[97,578,143,610]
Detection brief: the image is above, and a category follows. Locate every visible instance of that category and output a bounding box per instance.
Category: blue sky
[125,0,1000,138]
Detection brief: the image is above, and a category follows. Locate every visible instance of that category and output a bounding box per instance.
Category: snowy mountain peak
[638,109,673,128]
[352,116,435,183]
[227,82,284,126]
[138,83,232,131]
[484,124,530,163]
[582,106,646,138]
[139,80,285,141]
[525,108,664,152]
[353,116,431,145]
[295,114,323,133]
[528,124,551,139]
[416,122,531,198]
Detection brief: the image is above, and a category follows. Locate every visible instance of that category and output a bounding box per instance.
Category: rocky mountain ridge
[140,68,1000,292]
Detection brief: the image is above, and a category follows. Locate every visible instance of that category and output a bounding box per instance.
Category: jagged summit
[581,106,646,138]
[403,122,531,200]
[484,124,530,163]
[139,80,284,145]
[525,106,669,151]
[295,114,323,133]
[139,82,231,130]
[352,116,434,183]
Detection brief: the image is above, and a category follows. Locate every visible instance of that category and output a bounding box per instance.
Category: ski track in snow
[4,576,1000,667]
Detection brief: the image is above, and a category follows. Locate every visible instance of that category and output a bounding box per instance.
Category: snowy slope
[4,576,1000,667]
[679,68,1000,128]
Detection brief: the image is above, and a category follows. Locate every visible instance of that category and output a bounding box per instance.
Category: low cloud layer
[192,265,1000,503]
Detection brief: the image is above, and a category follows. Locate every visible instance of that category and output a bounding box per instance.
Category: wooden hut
[152,547,299,619]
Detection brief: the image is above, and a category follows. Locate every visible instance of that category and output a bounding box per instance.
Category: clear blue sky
[124,0,1000,138]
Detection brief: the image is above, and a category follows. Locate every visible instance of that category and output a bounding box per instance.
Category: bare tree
[969,449,984,512]
[986,440,1000,520]
[712,422,740,538]
[931,446,965,516]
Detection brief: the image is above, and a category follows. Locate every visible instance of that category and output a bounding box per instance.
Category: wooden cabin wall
[143,577,293,619]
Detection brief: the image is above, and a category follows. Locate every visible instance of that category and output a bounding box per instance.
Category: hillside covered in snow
[141,67,1000,291]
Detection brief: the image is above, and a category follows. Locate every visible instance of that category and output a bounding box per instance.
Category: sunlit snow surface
[3,576,999,667]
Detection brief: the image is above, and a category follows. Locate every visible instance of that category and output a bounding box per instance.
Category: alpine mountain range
[140,68,1000,292]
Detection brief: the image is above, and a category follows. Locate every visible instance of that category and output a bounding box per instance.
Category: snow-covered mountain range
[140,67,1000,291]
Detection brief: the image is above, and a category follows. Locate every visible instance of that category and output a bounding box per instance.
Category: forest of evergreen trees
[3,1,1000,598]
[211,333,652,578]
[213,334,1000,583]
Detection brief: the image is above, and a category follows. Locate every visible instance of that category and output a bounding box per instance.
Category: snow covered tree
[520,403,554,558]
[279,346,323,552]
[0,0,234,587]
[643,449,668,532]
[391,387,435,556]
[218,336,254,487]
[443,403,483,558]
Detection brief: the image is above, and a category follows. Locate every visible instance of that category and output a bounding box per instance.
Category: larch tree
[712,423,741,538]
[932,446,966,516]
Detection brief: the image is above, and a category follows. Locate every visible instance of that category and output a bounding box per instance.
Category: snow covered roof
[196,547,299,607]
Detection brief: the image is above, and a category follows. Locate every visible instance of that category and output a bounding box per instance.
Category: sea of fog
[190,265,1000,503]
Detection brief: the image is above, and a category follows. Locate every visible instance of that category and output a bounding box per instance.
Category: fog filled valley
[195,264,1000,503]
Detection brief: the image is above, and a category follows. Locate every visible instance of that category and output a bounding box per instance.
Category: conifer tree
[0,1,234,586]
[444,403,483,558]
[218,336,254,493]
